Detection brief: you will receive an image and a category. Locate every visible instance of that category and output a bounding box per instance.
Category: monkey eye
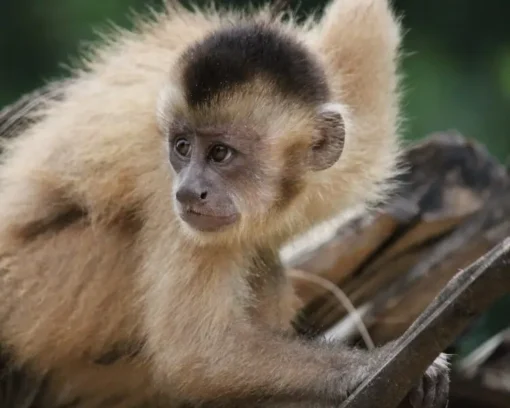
[174,137,191,158]
[209,144,233,163]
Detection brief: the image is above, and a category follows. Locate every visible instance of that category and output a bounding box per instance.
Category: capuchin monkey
[0,0,449,407]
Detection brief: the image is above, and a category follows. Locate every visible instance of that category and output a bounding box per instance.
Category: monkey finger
[415,356,450,408]
[408,377,425,408]
[435,367,450,408]
[421,372,437,408]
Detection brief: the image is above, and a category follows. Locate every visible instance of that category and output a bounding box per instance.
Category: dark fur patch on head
[180,23,330,107]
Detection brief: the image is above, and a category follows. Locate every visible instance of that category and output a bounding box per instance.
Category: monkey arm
[144,302,389,405]
[185,331,388,405]
[139,231,384,405]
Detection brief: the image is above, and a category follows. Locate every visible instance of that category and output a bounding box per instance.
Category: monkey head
[157,22,346,244]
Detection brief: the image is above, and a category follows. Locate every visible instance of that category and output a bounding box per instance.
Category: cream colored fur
[0,0,402,406]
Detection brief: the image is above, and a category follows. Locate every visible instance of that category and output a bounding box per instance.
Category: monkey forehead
[180,91,317,144]
[178,22,330,108]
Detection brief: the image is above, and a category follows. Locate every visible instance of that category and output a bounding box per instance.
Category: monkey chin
[179,210,239,233]
[177,219,245,248]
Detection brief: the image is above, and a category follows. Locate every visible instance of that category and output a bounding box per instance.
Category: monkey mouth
[180,209,239,232]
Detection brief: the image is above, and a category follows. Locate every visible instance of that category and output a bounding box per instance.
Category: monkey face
[165,102,346,241]
[154,20,349,241]
[168,122,264,233]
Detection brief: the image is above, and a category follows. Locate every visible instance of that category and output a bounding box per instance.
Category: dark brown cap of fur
[180,22,330,107]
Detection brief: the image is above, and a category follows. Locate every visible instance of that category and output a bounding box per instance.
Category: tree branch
[339,238,510,408]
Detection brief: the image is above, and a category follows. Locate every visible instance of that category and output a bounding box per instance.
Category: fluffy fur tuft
[0,1,405,407]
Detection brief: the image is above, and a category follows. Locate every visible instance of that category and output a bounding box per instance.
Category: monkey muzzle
[178,206,239,232]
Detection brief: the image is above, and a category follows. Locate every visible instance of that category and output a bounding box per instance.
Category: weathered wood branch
[339,237,510,408]
[282,131,510,407]
[284,131,510,344]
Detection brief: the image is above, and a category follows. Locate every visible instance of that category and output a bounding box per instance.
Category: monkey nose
[176,188,208,206]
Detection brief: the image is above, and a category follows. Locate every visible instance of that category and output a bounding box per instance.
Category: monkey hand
[406,353,450,408]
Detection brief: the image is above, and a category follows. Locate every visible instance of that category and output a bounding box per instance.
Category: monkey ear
[308,103,346,172]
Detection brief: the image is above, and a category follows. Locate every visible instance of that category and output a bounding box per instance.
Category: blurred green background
[1,0,509,159]
[1,0,509,355]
